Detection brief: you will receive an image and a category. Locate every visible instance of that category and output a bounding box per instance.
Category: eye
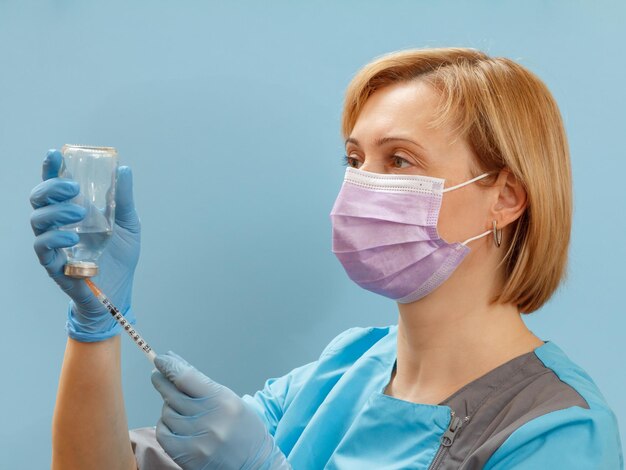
[342,154,362,168]
[392,155,411,169]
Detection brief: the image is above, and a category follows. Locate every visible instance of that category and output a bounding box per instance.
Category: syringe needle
[84,278,157,364]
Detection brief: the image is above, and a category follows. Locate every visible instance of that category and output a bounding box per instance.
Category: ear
[491,168,527,231]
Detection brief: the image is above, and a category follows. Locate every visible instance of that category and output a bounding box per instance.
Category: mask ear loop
[461,229,491,246]
[442,172,491,193]
[442,172,498,246]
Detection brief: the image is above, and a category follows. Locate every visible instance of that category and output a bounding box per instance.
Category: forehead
[350,80,451,142]
[349,80,477,176]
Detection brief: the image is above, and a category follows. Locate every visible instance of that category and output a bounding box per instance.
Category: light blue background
[1,1,624,467]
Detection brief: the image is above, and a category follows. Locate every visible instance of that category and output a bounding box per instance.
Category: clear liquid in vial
[64,230,113,264]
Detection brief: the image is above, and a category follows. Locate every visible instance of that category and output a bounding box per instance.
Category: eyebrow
[344,136,428,153]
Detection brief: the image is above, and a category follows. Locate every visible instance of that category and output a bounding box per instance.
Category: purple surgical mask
[330,167,492,303]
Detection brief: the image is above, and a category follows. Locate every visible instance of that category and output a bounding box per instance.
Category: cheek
[436,191,486,243]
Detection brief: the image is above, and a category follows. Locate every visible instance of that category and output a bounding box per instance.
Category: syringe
[84,278,157,364]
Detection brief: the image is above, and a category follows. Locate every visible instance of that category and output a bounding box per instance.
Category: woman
[31,47,622,469]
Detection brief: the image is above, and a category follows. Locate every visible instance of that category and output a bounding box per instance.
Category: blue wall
[1,1,624,467]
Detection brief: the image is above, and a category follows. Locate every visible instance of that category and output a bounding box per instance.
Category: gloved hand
[30,149,141,342]
[152,351,292,470]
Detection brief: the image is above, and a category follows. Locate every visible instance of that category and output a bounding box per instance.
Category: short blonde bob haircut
[341,47,572,314]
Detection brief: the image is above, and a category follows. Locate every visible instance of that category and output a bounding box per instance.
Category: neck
[387,247,544,404]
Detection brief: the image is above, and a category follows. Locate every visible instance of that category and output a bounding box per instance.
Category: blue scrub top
[241,325,623,469]
[130,324,623,469]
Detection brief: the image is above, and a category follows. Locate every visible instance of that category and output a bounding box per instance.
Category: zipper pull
[440,415,464,447]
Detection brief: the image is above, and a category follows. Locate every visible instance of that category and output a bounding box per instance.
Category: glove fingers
[155,419,175,449]
[162,350,189,365]
[155,418,215,469]
[153,353,192,384]
[30,178,80,209]
[33,230,77,270]
[155,419,185,460]
[42,149,63,181]
[114,166,140,233]
[160,403,211,437]
[30,202,86,236]
[154,351,221,399]
[152,370,210,416]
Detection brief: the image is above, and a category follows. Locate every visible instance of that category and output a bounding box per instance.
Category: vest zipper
[427,411,468,470]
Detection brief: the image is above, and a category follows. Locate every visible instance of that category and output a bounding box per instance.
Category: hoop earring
[493,220,502,248]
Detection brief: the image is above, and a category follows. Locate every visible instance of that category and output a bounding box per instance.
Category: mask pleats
[330,167,476,302]
[330,183,439,227]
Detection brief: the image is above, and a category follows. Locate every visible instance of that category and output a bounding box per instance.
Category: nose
[359,160,386,174]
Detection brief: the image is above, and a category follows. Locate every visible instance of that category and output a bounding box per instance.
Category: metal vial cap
[64,261,99,279]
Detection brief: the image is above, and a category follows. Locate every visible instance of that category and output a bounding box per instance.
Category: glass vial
[59,144,118,278]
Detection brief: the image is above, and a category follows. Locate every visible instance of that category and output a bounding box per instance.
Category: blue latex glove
[30,149,141,342]
[152,351,292,470]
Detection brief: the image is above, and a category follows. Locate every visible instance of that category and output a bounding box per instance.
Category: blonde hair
[341,47,572,314]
